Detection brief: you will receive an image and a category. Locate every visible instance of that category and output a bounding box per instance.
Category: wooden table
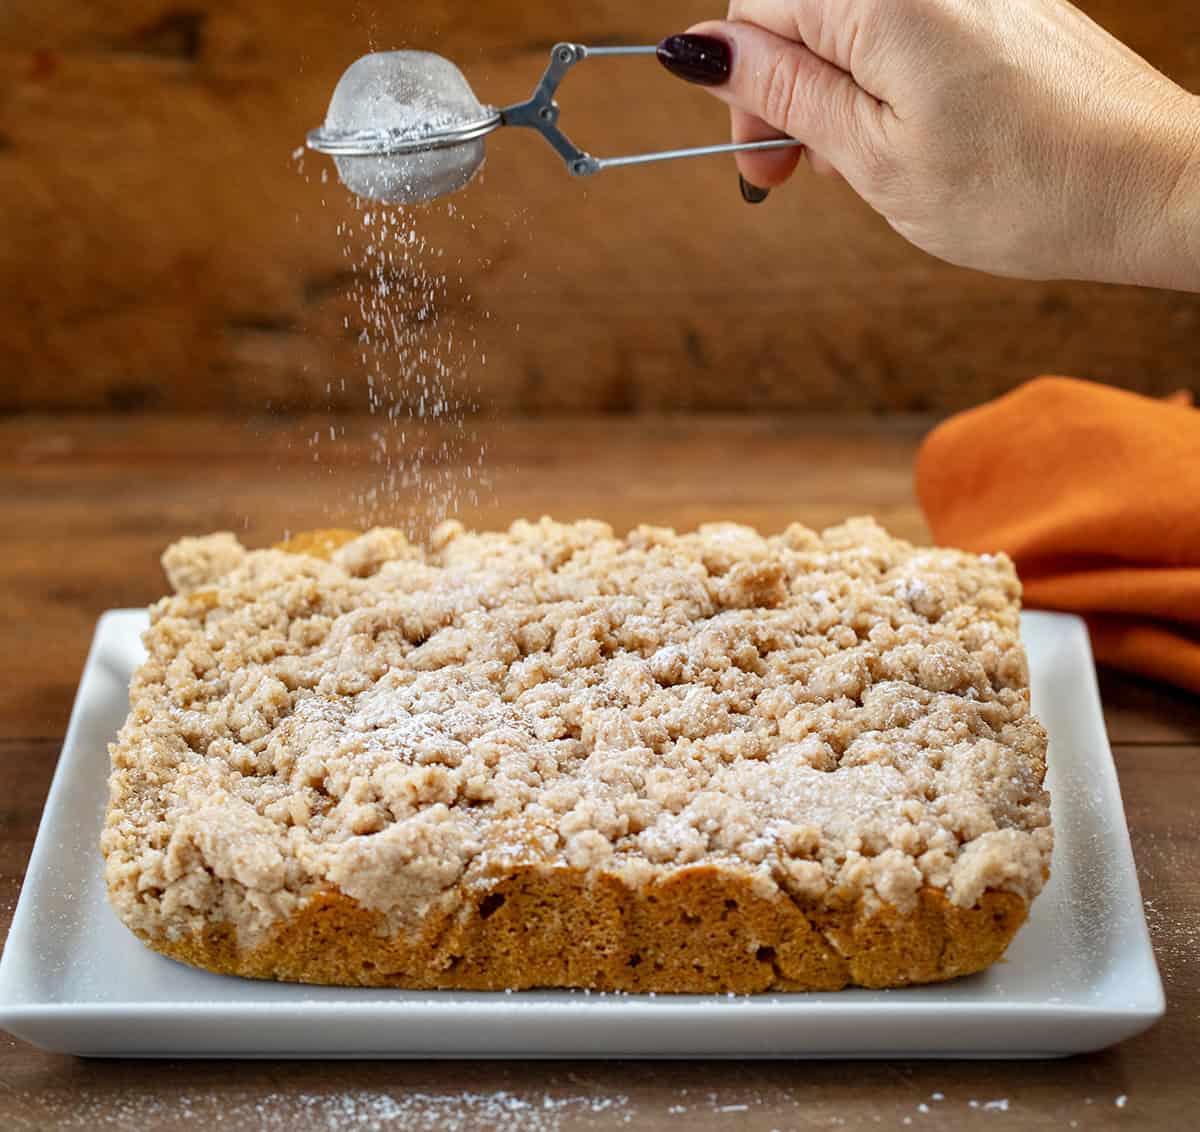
[2,414,1197,1130]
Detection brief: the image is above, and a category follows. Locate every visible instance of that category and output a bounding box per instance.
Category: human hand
[657,0,1200,290]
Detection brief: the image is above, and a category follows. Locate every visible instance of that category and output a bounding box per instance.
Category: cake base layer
[142,865,1027,993]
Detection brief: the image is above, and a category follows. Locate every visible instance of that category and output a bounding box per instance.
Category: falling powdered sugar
[338,199,487,531]
[291,142,490,537]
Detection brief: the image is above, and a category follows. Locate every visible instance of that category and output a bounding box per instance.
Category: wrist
[1167,96,1200,290]
[1122,89,1200,291]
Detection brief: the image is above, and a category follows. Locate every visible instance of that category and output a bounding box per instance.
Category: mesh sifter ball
[312,51,500,205]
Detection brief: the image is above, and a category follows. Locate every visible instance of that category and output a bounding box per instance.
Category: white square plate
[0,610,1163,1058]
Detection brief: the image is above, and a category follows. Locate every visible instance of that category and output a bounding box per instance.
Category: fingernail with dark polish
[656,34,732,86]
[739,174,770,204]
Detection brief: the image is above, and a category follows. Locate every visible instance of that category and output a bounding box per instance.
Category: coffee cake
[103,517,1052,991]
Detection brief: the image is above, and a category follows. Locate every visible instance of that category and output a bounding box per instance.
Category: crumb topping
[103,518,1051,945]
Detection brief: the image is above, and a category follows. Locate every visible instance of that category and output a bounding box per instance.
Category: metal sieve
[307,43,803,204]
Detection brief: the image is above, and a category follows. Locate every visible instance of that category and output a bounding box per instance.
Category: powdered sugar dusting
[7,1088,635,1131]
[2,1082,1144,1129]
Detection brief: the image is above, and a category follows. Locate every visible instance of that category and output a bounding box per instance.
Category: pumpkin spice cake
[102,517,1052,992]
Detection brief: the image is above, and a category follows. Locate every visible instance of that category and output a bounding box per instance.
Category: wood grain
[1,414,1198,1129]
[3,2,1200,415]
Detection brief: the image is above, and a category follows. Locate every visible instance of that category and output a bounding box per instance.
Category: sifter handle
[499,43,803,178]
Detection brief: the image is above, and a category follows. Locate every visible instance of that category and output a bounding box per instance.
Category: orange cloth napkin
[916,376,1200,694]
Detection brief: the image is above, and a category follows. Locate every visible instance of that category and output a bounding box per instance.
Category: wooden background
[2,0,1199,416]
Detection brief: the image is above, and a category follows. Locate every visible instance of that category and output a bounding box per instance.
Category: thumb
[663,20,887,179]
